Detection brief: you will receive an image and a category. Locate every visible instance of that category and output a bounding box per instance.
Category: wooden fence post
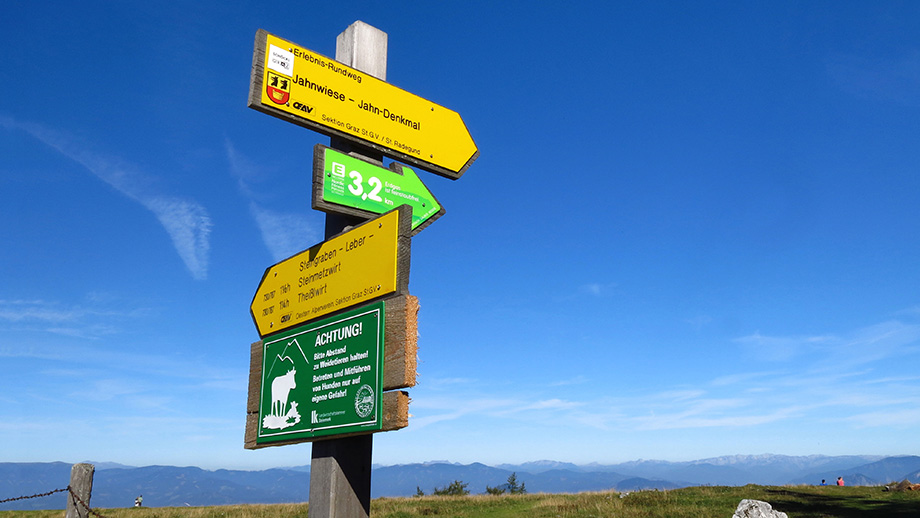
[65,463,94,518]
[308,21,387,518]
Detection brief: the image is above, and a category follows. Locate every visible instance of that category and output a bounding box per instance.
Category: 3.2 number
[347,171,383,202]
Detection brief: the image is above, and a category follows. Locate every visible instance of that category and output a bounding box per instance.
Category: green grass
[3,485,919,518]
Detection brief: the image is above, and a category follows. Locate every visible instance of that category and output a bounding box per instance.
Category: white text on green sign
[257,301,384,444]
[316,146,443,233]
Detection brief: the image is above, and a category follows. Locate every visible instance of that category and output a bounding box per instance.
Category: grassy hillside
[4,485,919,518]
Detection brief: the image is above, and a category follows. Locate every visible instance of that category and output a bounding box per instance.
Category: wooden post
[309,434,373,517]
[324,20,388,237]
[308,21,389,518]
[64,463,94,518]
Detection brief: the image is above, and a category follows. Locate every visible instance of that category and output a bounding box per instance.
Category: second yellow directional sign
[251,206,411,337]
[248,29,478,179]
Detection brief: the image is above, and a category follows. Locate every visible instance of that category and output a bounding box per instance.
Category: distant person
[135,495,143,507]
[836,477,844,486]
[820,479,827,486]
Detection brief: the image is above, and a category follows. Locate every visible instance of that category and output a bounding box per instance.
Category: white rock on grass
[732,499,788,518]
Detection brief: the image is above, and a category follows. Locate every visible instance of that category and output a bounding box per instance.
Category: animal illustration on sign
[272,369,296,417]
[262,366,301,430]
[262,337,307,431]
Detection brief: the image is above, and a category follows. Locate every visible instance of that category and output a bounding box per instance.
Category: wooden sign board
[245,294,417,448]
[250,206,411,338]
[248,29,478,179]
[312,144,445,236]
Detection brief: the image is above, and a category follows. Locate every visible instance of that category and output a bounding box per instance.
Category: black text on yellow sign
[250,206,412,337]
[248,29,478,179]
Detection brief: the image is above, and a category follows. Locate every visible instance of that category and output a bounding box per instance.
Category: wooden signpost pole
[308,21,388,518]
[246,17,466,515]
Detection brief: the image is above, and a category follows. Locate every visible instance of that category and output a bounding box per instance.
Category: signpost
[245,21,474,518]
[312,144,444,235]
[250,206,411,337]
[249,29,478,179]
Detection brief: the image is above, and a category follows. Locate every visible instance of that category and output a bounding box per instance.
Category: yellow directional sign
[251,207,411,337]
[248,29,478,179]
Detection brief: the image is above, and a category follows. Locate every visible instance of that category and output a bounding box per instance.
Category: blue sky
[2,1,919,471]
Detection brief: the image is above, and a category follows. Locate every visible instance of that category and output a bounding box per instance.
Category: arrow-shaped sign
[312,144,445,235]
[248,29,478,179]
[250,206,411,337]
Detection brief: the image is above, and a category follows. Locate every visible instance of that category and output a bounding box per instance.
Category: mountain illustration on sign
[262,338,308,430]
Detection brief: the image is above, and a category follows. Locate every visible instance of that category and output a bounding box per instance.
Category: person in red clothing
[836,477,844,486]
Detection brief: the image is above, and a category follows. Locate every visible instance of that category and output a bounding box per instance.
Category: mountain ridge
[2,454,917,510]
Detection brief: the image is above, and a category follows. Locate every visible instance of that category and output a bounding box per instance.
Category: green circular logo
[354,384,375,418]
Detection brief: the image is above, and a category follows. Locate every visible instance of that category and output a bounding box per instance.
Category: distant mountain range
[2,454,918,510]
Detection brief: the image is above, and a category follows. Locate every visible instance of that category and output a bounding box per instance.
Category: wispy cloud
[895,306,920,318]
[734,331,834,362]
[579,282,618,297]
[225,140,320,261]
[249,204,320,261]
[632,408,800,431]
[147,197,211,280]
[684,315,713,330]
[830,320,920,367]
[710,370,782,387]
[0,298,149,339]
[516,398,585,412]
[549,375,590,387]
[843,407,920,428]
[827,49,920,107]
[405,313,920,439]
[734,319,920,368]
[625,393,801,431]
[0,116,212,280]
[0,299,85,323]
[409,396,519,429]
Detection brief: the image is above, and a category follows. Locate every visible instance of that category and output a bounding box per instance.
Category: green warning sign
[256,300,384,444]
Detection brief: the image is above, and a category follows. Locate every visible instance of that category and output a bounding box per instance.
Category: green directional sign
[313,144,444,235]
[256,300,385,444]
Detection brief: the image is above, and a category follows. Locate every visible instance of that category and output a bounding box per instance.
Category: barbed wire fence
[67,485,108,518]
[0,486,70,504]
[0,486,108,517]
[0,464,109,518]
